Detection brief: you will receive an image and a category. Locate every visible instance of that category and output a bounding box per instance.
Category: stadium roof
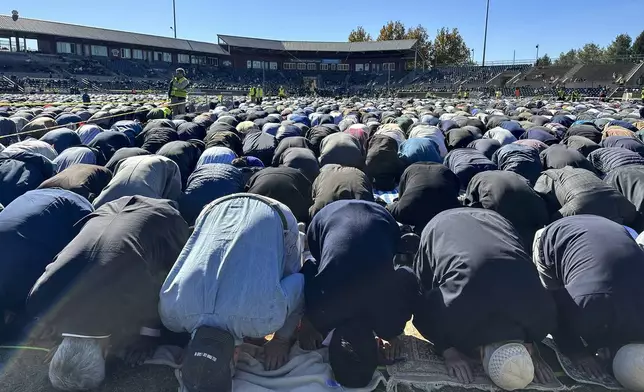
[0,15,229,55]
[217,35,417,53]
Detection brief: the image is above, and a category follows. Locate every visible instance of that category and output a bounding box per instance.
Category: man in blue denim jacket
[159,193,304,392]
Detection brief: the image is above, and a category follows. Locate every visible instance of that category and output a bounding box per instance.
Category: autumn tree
[536,54,552,66]
[377,20,407,41]
[348,26,372,42]
[605,34,632,61]
[405,24,431,63]
[432,27,471,65]
[633,30,644,56]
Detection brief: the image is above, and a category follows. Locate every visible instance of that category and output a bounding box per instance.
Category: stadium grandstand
[1,14,643,99]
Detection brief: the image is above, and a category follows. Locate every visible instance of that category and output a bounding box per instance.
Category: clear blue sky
[12,0,643,62]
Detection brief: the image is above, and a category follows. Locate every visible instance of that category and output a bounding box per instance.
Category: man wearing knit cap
[413,208,556,390]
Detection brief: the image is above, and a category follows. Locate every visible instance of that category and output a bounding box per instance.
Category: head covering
[38,164,113,202]
[483,343,534,391]
[613,344,644,391]
[196,146,237,167]
[387,162,460,233]
[53,146,98,172]
[92,155,181,208]
[179,164,244,225]
[310,165,373,219]
[247,167,313,224]
[319,132,364,169]
[181,326,235,392]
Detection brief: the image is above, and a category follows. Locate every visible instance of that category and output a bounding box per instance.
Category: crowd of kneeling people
[2,96,644,391]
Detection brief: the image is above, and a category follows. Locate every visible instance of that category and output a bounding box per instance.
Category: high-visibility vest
[641,90,644,99]
[258,88,264,98]
[249,87,256,97]
[170,76,188,98]
[495,91,501,98]
[463,92,469,98]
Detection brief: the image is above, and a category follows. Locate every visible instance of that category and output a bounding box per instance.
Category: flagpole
[482,0,490,67]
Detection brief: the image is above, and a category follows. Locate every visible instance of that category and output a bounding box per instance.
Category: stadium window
[307,63,316,71]
[320,64,328,71]
[91,45,108,57]
[383,62,395,71]
[178,54,191,64]
[297,63,306,70]
[207,57,218,66]
[56,42,72,54]
[338,64,349,71]
[163,53,172,62]
[283,63,295,70]
[355,64,364,72]
[247,60,252,69]
[269,62,277,70]
[133,49,143,60]
[330,63,336,71]
[253,61,262,69]
[121,48,131,59]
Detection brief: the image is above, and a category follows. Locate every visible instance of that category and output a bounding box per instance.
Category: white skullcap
[483,343,534,391]
[613,344,644,391]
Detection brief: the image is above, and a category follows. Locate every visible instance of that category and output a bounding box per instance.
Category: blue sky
[12,0,643,62]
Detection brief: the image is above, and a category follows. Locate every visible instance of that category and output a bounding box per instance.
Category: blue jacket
[0,151,56,207]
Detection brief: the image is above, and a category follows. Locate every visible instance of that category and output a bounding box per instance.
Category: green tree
[632,30,644,56]
[377,20,407,41]
[536,54,552,66]
[605,34,632,61]
[432,27,471,65]
[348,26,373,42]
[577,43,606,64]
[554,49,578,66]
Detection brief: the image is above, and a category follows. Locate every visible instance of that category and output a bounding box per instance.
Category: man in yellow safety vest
[168,68,190,116]
[257,86,264,104]
[278,86,286,99]
[249,86,256,103]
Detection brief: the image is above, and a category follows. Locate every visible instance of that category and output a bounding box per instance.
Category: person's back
[160,193,302,339]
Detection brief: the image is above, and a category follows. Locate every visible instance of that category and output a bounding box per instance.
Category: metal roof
[0,15,229,55]
[218,35,417,53]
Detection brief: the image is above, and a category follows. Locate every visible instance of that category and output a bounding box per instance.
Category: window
[178,54,191,63]
[247,60,252,69]
[330,63,337,71]
[121,48,131,59]
[133,49,143,60]
[283,62,295,70]
[163,52,172,62]
[337,64,350,71]
[269,62,277,70]
[297,62,306,70]
[383,62,396,71]
[207,57,218,66]
[154,51,163,62]
[355,64,364,72]
[252,61,262,69]
[91,45,108,57]
[191,56,206,65]
[320,64,328,71]
[56,42,72,54]
[307,63,316,70]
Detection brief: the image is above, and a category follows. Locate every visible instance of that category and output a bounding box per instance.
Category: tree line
[348,21,472,66]
[536,31,644,67]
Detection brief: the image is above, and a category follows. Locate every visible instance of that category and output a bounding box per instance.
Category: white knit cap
[613,344,644,391]
[483,343,534,391]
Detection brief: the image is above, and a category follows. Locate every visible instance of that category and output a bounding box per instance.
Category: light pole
[471,48,475,64]
[172,0,177,38]
[513,49,515,66]
[536,44,540,65]
[482,0,490,67]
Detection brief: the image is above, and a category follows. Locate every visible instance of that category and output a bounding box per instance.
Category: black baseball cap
[181,326,235,392]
